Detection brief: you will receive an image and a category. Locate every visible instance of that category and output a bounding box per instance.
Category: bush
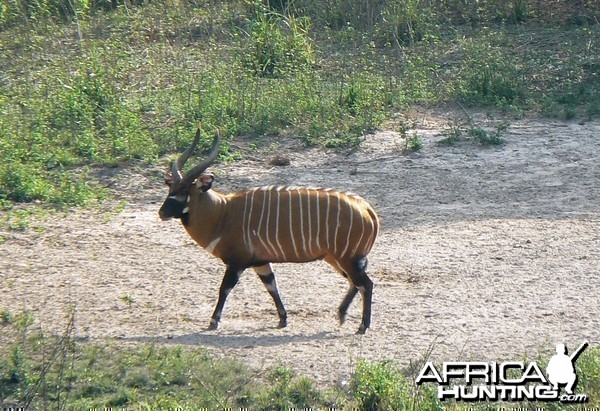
[240,8,315,77]
[351,359,442,411]
[457,39,525,106]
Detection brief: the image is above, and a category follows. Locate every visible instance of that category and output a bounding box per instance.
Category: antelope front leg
[208,266,243,330]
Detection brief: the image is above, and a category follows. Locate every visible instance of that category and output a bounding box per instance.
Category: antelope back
[227,186,379,263]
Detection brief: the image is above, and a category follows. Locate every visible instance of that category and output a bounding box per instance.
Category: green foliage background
[0,0,598,206]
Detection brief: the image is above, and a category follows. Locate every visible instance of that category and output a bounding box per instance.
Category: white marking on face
[182,207,189,214]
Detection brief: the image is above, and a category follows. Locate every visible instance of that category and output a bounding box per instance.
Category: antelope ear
[197,173,214,192]
[164,174,174,187]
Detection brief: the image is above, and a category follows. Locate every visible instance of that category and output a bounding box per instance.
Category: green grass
[0,309,336,409]
[1,309,598,410]
[0,1,598,210]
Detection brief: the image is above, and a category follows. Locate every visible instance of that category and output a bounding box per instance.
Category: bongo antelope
[158,128,380,334]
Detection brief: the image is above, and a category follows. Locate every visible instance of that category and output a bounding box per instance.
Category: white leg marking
[254,263,273,276]
[266,281,278,293]
[205,236,221,254]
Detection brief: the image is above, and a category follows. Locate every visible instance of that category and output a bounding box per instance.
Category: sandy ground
[1,109,599,385]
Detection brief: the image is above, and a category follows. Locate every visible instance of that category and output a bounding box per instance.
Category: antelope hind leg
[338,283,358,325]
[255,264,288,328]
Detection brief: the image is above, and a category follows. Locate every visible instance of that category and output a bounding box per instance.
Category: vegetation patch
[0,0,599,209]
[0,309,598,410]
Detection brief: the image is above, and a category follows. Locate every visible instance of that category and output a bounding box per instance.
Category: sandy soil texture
[1,110,598,385]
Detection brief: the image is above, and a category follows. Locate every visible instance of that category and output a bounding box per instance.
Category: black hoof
[277,318,288,328]
[207,320,218,331]
[338,311,347,325]
[355,324,367,335]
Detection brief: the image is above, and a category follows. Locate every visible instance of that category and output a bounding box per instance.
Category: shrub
[351,359,442,411]
[240,8,315,77]
[457,39,525,107]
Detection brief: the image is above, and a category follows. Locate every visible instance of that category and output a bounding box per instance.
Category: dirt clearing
[1,110,598,385]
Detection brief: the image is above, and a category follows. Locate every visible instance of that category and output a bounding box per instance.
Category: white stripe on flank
[205,236,221,254]
[315,191,321,250]
[306,189,313,256]
[297,188,307,257]
[287,188,300,259]
[365,209,378,251]
[256,189,271,256]
[246,188,258,254]
[333,192,341,255]
[325,192,331,249]
[242,190,250,251]
[264,188,279,258]
[274,187,285,259]
[362,212,375,253]
[340,201,354,258]
[351,210,366,256]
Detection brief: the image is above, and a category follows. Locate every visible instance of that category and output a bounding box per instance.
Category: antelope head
[159,127,220,221]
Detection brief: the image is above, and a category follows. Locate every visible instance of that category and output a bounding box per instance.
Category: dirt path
[1,111,599,385]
